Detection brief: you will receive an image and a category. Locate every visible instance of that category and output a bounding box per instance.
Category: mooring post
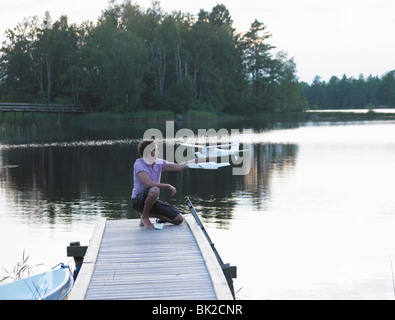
[67,241,88,280]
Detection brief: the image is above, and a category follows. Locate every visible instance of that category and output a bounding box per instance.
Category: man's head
[138,140,158,162]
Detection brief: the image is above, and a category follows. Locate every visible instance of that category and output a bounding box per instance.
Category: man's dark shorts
[131,187,180,220]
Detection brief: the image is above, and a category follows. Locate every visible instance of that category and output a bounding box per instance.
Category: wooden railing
[0,103,88,114]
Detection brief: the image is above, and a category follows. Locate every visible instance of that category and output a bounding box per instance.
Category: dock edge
[68,217,106,300]
[185,215,234,300]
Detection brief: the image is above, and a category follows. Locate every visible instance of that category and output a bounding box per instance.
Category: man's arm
[137,171,176,195]
[164,158,196,172]
[164,162,188,172]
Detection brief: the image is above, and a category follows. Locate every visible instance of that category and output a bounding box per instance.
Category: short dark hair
[138,140,155,157]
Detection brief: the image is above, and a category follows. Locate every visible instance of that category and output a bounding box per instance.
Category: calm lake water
[1,119,395,300]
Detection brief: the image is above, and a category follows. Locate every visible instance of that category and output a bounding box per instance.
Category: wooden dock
[68,216,234,300]
[0,103,88,114]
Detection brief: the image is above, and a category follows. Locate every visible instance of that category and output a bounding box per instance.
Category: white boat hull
[0,265,73,300]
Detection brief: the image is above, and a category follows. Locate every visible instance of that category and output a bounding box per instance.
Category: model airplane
[182,140,249,161]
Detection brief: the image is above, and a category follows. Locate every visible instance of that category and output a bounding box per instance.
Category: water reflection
[0,124,300,225]
[2,120,395,299]
[1,145,138,220]
[174,143,298,225]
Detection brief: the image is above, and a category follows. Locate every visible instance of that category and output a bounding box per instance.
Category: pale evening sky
[1,0,394,83]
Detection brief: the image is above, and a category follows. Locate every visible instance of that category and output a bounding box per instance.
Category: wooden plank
[68,217,106,300]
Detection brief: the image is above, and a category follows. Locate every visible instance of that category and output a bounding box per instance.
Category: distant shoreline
[1,109,395,128]
[307,108,395,114]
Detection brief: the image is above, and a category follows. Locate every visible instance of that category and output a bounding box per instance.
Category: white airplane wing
[205,143,237,149]
[186,162,230,169]
[181,143,206,149]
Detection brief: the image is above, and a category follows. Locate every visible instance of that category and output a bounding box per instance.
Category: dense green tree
[301,72,395,109]
[241,19,273,103]
[379,71,395,106]
[0,1,309,114]
[80,6,148,111]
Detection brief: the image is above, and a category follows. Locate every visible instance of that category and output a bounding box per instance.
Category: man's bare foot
[141,217,154,229]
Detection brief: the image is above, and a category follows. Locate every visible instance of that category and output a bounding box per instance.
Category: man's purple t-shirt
[132,158,167,199]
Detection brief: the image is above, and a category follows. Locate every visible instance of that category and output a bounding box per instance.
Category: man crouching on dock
[131,140,194,229]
